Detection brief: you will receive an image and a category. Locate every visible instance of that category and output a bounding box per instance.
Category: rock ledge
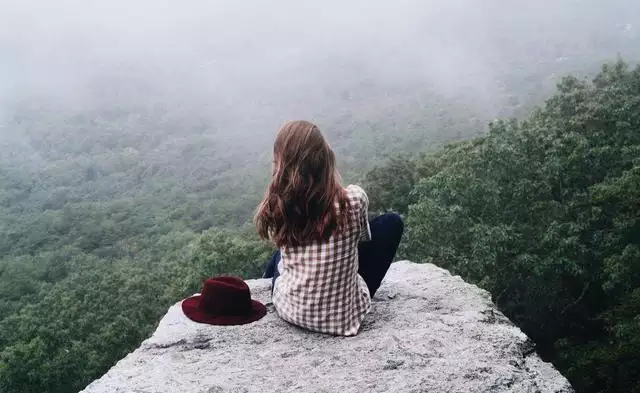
[81,261,573,393]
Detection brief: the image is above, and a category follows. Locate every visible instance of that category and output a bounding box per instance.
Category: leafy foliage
[1,57,640,393]
[180,228,276,296]
[367,60,640,393]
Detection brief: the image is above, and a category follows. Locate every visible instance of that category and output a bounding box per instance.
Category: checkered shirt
[272,184,372,336]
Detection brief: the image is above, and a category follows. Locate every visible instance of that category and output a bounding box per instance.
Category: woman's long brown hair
[255,120,349,248]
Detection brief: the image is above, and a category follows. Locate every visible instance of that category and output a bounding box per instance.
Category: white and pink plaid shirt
[272,184,372,336]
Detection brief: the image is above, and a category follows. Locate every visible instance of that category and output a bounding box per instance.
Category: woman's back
[257,120,403,337]
[272,184,372,336]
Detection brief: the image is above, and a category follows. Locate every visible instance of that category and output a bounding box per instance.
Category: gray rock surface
[81,261,573,393]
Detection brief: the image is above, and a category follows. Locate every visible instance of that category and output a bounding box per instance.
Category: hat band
[200,297,252,316]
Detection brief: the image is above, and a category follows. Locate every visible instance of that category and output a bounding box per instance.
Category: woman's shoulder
[345,184,369,206]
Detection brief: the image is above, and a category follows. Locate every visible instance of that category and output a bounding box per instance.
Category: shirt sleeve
[348,185,371,242]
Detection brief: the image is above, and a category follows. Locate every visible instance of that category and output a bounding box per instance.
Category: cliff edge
[81,261,573,393]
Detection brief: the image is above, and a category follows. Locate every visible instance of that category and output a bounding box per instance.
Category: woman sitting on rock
[257,120,403,336]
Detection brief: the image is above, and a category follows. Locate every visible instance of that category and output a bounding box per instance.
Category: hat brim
[181,296,267,326]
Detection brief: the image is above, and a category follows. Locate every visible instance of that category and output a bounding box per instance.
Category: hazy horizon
[1,0,639,164]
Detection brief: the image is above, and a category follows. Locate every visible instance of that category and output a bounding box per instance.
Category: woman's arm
[348,184,372,242]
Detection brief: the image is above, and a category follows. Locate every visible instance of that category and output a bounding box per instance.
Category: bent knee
[383,212,404,234]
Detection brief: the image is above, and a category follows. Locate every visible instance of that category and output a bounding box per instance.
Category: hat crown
[199,276,252,316]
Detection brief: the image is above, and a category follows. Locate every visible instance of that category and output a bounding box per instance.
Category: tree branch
[561,281,591,315]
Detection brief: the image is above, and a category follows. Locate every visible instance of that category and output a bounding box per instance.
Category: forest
[367,60,640,393]
[1,59,639,393]
[2,1,640,392]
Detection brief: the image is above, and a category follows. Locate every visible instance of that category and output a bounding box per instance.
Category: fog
[1,0,639,161]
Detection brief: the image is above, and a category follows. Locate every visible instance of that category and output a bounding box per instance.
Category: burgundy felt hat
[181,276,267,325]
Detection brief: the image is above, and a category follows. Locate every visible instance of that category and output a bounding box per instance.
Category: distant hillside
[2,0,640,391]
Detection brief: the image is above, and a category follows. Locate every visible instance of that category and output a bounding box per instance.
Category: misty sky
[1,0,639,149]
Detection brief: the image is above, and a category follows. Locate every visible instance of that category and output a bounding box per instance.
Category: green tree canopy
[366,60,640,392]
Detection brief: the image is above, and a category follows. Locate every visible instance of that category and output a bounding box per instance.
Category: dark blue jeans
[263,212,404,298]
